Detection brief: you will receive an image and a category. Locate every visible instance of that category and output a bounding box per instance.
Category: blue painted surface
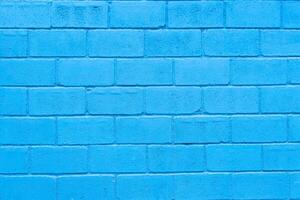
[0,0,299,199]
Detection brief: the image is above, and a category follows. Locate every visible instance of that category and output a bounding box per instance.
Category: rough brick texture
[0,0,298,199]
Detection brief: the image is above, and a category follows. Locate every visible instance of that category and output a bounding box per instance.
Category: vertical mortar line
[107,1,112,29]
[143,30,146,58]
[55,176,58,200]
[171,59,175,86]
[146,145,149,173]
[203,144,207,172]
[165,1,168,29]
[26,29,30,57]
[286,60,291,85]
[171,115,175,145]
[280,0,283,29]
[114,174,118,200]
[229,116,233,143]
[200,29,204,57]
[258,30,262,57]
[286,115,290,143]
[261,145,264,172]
[55,117,58,145]
[228,58,233,86]
[54,59,59,86]
[85,30,88,57]
[26,88,29,116]
[84,87,89,115]
[113,116,117,144]
[258,87,262,114]
[87,145,91,174]
[223,0,227,28]
[27,146,32,174]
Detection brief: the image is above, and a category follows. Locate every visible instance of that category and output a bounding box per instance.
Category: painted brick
[0,59,55,86]
[174,174,232,199]
[231,59,288,85]
[174,116,230,144]
[29,30,86,57]
[116,175,173,200]
[288,59,300,84]
[0,176,56,200]
[0,147,28,174]
[0,88,27,115]
[57,175,115,200]
[57,117,114,145]
[88,30,143,57]
[89,145,147,173]
[57,59,114,86]
[261,31,300,56]
[28,88,85,115]
[174,58,230,85]
[52,2,107,28]
[148,145,205,172]
[145,30,202,56]
[168,1,223,28]
[290,173,300,199]
[263,144,300,171]
[116,59,172,86]
[0,117,55,145]
[203,30,259,56]
[145,87,202,114]
[31,147,87,174]
[110,1,165,28]
[232,173,289,199]
[87,88,143,114]
[290,116,300,142]
[0,2,15,27]
[226,1,280,27]
[15,2,51,28]
[261,86,300,113]
[203,87,259,114]
[0,30,27,57]
[282,1,300,28]
[206,144,262,171]
[116,116,172,144]
[232,116,287,143]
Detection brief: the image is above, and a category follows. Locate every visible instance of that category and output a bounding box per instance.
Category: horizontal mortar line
[1,142,300,147]
[2,27,300,30]
[0,171,294,176]
[1,113,300,117]
[4,55,300,59]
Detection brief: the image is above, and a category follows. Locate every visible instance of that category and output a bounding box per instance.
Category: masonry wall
[1,0,300,199]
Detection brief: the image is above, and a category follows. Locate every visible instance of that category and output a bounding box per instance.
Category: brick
[203,87,259,114]
[282,1,300,28]
[0,147,28,174]
[15,2,50,28]
[57,117,114,145]
[207,145,262,171]
[116,175,173,200]
[174,58,229,85]
[116,59,172,86]
[0,176,56,200]
[226,1,280,27]
[290,173,300,199]
[232,116,287,143]
[232,173,289,199]
[57,175,115,200]
[174,174,232,199]
[203,30,259,56]
[288,59,300,84]
[263,144,300,171]
[261,31,300,56]
[261,86,300,113]
[231,59,287,85]
[116,116,172,144]
[0,117,55,145]
[0,2,15,27]
[148,145,205,172]
[89,145,146,173]
[0,88,27,115]
[87,88,143,114]
[168,2,223,28]
[29,30,86,57]
[290,116,300,141]
[0,30,27,57]
[174,116,230,144]
[52,2,107,28]
[145,30,202,56]
[110,1,165,28]
[28,88,85,115]
[88,30,143,57]
[0,59,55,86]
[145,87,202,114]
[31,147,87,174]
[57,59,114,86]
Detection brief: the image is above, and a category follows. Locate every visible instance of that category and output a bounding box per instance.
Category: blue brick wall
[0,0,299,199]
